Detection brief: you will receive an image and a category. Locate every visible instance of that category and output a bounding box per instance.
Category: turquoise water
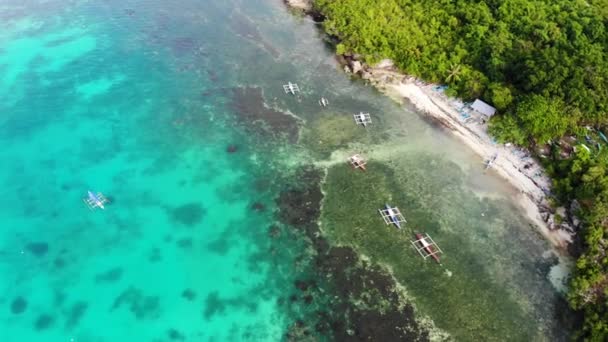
[0,1,311,340]
[0,0,571,341]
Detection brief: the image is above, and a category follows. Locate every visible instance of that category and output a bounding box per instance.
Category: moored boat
[415,233,441,263]
[385,204,401,229]
[348,154,366,171]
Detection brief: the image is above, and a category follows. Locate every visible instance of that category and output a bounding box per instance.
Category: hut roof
[471,99,496,117]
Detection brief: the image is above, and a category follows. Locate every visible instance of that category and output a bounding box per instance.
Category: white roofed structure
[471,99,496,117]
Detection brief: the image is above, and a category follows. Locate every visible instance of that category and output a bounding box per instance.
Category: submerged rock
[181,289,196,301]
[170,203,206,227]
[168,328,185,340]
[65,301,88,328]
[10,297,27,314]
[351,60,363,74]
[95,267,123,283]
[251,202,266,212]
[34,314,54,331]
[26,242,49,257]
[226,144,238,153]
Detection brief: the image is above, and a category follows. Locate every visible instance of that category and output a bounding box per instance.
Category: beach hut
[471,99,496,117]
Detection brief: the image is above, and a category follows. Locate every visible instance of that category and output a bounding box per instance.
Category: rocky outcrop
[284,0,313,12]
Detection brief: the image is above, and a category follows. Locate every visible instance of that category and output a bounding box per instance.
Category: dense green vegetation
[313,0,608,339]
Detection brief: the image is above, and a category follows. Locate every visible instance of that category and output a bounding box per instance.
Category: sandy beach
[353,60,574,249]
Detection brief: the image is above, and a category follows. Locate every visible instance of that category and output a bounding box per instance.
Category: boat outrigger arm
[378,204,406,229]
[411,233,443,263]
[353,112,372,127]
[83,191,109,210]
[283,82,300,95]
[348,154,367,171]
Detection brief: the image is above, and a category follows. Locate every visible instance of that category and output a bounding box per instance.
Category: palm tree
[445,63,462,83]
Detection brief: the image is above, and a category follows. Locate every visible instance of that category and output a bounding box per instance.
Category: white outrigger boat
[378,204,406,229]
[319,97,329,107]
[83,191,109,210]
[353,112,372,127]
[283,82,300,95]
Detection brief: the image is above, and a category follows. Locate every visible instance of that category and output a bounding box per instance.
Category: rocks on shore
[540,204,579,235]
[284,0,312,12]
[341,55,403,89]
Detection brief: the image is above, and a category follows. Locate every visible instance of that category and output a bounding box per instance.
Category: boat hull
[386,204,401,229]
[415,233,440,263]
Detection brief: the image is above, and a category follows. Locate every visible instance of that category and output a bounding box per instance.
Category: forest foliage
[313,0,608,339]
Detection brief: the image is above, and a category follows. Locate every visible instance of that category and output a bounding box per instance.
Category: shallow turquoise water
[0,0,571,341]
[0,1,311,340]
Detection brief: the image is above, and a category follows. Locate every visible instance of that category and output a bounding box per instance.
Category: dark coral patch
[268,225,281,238]
[229,87,300,143]
[181,289,196,301]
[250,202,266,212]
[176,237,193,249]
[202,292,226,319]
[294,280,310,292]
[95,267,123,283]
[205,238,230,255]
[34,314,54,331]
[10,297,27,314]
[170,203,206,227]
[226,144,238,153]
[168,328,185,340]
[54,257,66,269]
[65,301,88,328]
[148,248,162,263]
[26,242,49,257]
[111,287,160,320]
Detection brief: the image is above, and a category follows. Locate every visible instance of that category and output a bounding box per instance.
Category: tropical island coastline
[285,0,608,338]
[348,58,574,250]
[284,0,574,250]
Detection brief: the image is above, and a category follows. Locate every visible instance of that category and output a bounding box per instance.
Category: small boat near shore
[353,112,372,127]
[283,82,300,95]
[348,154,366,171]
[378,204,406,229]
[411,233,442,264]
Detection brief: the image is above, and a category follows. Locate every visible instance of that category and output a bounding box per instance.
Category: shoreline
[280,0,574,252]
[355,60,574,250]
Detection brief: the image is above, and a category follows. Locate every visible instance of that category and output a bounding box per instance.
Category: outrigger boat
[484,153,498,170]
[348,154,366,171]
[411,233,442,264]
[83,191,109,210]
[353,112,372,127]
[283,82,300,95]
[378,204,406,229]
[319,97,329,107]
